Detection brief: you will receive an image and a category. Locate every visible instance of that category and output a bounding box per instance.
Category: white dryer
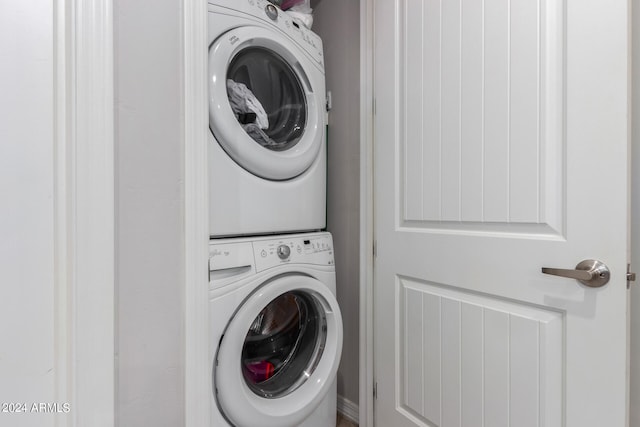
[209,232,342,427]
[208,0,327,237]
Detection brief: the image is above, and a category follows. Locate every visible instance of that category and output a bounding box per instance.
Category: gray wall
[313,0,361,408]
[114,1,184,426]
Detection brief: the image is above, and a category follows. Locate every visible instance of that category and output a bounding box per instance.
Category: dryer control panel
[212,0,324,69]
[253,233,334,272]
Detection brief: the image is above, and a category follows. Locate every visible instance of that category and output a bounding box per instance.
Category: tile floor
[336,413,358,427]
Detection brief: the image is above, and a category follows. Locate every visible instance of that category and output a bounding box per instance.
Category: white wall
[313,0,361,410]
[114,1,184,426]
[0,2,56,426]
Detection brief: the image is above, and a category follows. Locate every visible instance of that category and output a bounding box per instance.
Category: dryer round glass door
[209,26,325,181]
[215,275,342,427]
[227,47,306,153]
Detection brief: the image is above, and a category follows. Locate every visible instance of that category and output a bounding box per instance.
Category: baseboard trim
[337,395,359,424]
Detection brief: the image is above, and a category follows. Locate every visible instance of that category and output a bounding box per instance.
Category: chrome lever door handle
[541,259,610,288]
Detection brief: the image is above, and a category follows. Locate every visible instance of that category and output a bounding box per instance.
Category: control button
[260,250,267,258]
[265,4,278,20]
[296,245,302,254]
[277,244,291,260]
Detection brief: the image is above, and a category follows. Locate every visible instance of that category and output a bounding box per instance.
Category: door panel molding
[396,275,563,427]
[396,0,565,235]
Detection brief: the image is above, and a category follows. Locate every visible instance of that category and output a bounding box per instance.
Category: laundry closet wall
[313,0,361,414]
[0,2,57,422]
[115,1,184,426]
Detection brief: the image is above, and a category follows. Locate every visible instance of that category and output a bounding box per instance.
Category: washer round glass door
[215,275,342,427]
[209,26,324,181]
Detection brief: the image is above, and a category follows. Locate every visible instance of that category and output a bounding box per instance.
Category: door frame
[55,0,115,425]
[183,1,211,426]
[359,0,375,426]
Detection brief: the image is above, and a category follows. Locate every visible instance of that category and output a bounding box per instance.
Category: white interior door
[372,0,630,426]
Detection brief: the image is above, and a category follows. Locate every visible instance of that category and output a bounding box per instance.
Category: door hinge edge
[627,263,636,289]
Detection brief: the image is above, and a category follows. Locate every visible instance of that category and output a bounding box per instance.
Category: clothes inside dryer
[227,47,307,151]
[241,290,327,399]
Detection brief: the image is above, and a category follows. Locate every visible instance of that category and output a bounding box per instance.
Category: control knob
[277,244,291,260]
[265,3,278,20]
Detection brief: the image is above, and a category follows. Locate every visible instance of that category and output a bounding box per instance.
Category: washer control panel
[253,233,334,272]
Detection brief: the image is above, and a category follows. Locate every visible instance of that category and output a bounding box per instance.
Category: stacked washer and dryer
[207,1,343,426]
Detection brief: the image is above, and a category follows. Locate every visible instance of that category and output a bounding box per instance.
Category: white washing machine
[208,0,327,237]
[209,232,343,427]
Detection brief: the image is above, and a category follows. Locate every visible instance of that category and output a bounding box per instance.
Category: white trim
[359,0,375,426]
[55,0,115,425]
[184,0,211,426]
[54,1,72,423]
[338,395,360,424]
